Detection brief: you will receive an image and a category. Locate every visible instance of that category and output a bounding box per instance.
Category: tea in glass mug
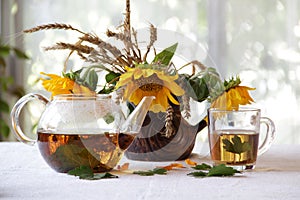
[207,107,275,170]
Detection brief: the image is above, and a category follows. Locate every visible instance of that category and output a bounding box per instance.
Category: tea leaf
[192,163,212,170]
[152,43,178,66]
[133,168,167,176]
[207,164,241,177]
[52,144,101,171]
[68,166,118,180]
[222,135,252,155]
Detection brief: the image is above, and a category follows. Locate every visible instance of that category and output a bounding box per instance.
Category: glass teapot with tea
[11,93,154,173]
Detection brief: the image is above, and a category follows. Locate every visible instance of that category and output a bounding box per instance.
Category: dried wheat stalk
[23,23,85,34]
[182,94,191,119]
[23,0,159,75]
[44,42,94,54]
[143,24,157,62]
[162,105,175,138]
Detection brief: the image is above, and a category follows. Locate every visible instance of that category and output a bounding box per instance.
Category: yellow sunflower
[211,86,255,110]
[115,67,185,113]
[40,72,95,97]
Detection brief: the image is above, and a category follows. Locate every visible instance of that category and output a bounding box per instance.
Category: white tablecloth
[1,142,299,200]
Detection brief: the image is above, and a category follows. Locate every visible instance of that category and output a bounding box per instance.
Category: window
[2,0,300,144]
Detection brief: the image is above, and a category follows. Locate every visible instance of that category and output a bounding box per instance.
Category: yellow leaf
[117,163,130,171]
[159,163,185,170]
[185,159,197,166]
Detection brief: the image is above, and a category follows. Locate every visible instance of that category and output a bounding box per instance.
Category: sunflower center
[135,75,163,92]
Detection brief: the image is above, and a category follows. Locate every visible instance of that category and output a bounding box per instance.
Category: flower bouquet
[24,0,254,161]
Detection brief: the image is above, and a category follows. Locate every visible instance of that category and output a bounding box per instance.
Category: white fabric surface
[0,142,300,200]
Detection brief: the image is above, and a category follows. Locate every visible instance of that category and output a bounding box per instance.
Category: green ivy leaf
[222,135,252,155]
[187,171,207,177]
[68,165,93,177]
[152,168,168,175]
[133,168,167,176]
[152,43,178,66]
[68,166,118,180]
[207,164,241,177]
[90,172,118,180]
[187,163,241,178]
[192,163,212,170]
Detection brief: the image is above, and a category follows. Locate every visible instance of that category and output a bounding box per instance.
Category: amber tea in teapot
[37,131,135,173]
[11,93,154,173]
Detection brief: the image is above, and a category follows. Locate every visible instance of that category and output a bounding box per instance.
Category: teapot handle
[10,93,49,145]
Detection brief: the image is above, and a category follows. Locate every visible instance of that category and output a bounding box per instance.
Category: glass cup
[207,107,275,170]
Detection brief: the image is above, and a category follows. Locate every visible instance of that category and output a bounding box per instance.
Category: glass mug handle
[10,93,49,145]
[258,117,276,156]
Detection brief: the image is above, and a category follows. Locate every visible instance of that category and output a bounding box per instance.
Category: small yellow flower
[115,67,184,113]
[211,86,255,110]
[40,72,95,97]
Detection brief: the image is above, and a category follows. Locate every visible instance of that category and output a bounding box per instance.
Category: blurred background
[1,0,300,144]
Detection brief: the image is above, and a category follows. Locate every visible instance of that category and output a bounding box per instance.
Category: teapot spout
[121,96,155,133]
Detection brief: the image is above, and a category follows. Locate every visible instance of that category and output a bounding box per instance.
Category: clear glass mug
[207,107,275,170]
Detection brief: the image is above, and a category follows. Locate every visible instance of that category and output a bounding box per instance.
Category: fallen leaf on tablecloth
[185,158,197,166]
[68,166,118,180]
[192,163,212,170]
[187,164,241,178]
[159,163,185,170]
[117,163,130,171]
[133,168,167,176]
[207,164,241,177]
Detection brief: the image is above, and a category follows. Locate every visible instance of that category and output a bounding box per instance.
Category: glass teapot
[11,93,154,173]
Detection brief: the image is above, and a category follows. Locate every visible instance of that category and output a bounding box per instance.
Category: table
[1,142,299,200]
